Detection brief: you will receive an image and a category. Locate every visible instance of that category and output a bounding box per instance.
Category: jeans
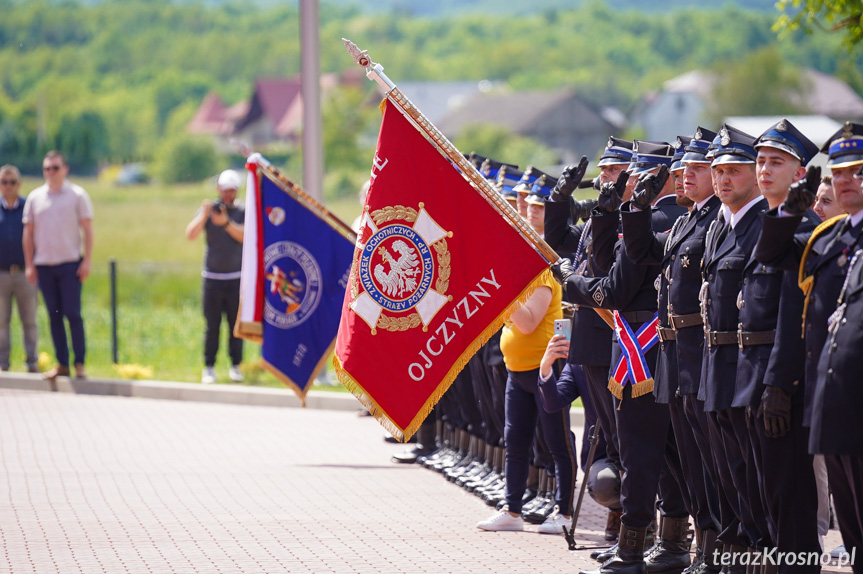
[37,261,85,367]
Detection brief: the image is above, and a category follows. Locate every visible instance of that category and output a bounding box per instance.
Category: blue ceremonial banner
[236,156,356,402]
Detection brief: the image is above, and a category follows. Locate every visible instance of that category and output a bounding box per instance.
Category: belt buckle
[9,264,20,275]
[737,324,745,350]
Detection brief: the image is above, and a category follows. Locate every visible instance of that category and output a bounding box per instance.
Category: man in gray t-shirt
[185,170,245,384]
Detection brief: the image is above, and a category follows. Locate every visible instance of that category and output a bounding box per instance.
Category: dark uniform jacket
[734,210,819,409]
[812,247,863,454]
[699,197,769,412]
[545,199,612,366]
[755,210,863,428]
[622,196,721,402]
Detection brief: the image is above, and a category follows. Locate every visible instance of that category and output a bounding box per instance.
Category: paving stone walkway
[0,387,850,573]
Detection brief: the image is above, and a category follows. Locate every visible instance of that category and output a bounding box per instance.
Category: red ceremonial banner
[333,100,551,441]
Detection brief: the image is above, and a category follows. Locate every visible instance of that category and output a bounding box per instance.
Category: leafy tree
[154,134,219,184]
[453,124,560,171]
[774,0,863,52]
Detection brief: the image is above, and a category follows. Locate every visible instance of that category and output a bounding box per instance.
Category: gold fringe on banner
[333,268,549,442]
[262,339,337,407]
[607,378,623,400]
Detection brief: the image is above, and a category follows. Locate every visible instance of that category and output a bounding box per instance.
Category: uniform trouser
[656,416,690,519]
[614,383,686,527]
[670,398,716,531]
[729,407,771,548]
[569,363,606,470]
[468,351,501,446]
[202,278,242,367]
[0,270,38,369]
[452,365,483,435]
[37,261,85,367]
[486,361,508,447]
[825,453,863,570]
[709,408,770,547]
[706,409,746,547]
[682,395,722,533]
[751,401,820,573]
[581,363,620,470]
[504,368,577,514]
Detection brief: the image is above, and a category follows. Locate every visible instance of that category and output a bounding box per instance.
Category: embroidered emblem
[264,242,322,330]
[592,286,605,306]
[349,204,451,334]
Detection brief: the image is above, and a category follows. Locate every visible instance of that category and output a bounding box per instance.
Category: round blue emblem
[263,241,322,329]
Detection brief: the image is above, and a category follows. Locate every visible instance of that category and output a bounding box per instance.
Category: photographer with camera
[185,169,245,384]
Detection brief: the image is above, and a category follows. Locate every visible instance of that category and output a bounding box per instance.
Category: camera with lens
[211,200,226,213]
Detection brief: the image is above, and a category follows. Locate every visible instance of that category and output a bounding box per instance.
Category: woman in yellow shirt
[476,268,578,535]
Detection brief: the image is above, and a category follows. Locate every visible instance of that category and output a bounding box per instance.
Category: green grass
[5,176,363,389]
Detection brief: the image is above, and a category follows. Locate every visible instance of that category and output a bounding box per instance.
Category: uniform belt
[737,329,775,349]
[657,327,676,342]
[706,330,737,346]
[0,264,21,274]
[669,312,702,331]
[620,310,656,324]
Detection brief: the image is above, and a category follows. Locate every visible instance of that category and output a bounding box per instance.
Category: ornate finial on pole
[342,38,372,68]
[342,38,395,92]
[229,138,254,158]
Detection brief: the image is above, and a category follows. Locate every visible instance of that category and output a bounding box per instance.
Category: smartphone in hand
[553,319,572,342]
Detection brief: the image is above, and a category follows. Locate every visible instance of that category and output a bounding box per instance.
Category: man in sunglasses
[0,164,39,373]
[22,150,93,381]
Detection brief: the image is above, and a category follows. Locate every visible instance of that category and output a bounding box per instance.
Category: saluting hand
[597,170,629,213]
[632,165,669,211]
[551,156,589,202]
[571,198,598,223]
[783,165,821,217]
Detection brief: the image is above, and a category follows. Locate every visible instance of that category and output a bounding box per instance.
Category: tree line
[0,0,860,196]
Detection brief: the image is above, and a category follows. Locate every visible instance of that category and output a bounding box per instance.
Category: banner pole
[341,39,615,330]
[342,38,558,264]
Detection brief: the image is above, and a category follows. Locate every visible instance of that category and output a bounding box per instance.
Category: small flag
[333,101,551,441]
[236,156,355,402]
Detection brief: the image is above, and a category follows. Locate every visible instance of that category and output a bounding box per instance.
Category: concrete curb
[0,372,585,426]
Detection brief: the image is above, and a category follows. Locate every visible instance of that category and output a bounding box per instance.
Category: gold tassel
[631,377,655,398]
[607,378,623,400]
[798,214,847,338]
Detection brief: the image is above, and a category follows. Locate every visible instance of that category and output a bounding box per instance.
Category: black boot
[691,529,721,574]
[643,516,692,574]
[682,528,703,574]
[593,543,618,563]
[605,508,622,541]
[580,523,648,574]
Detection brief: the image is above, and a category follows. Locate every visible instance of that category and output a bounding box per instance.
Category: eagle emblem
[350,203,452,334]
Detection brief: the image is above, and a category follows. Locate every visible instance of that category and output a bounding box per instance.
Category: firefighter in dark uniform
[545,138,632,540]
[755,121,863,566]
[698,125,770,569]
[620,128,725,573]
[552,141,689,574]
[737,119,822,572]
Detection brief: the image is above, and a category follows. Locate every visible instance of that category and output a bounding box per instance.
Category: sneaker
[537,505,571,535]
[831,544,846,559]
[228,365,244,382]
[201,367,216,384]
[476,505,524,531]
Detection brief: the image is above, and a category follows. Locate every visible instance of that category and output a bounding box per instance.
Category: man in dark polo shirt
[186,170,245,384]
[0,164,39,373]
